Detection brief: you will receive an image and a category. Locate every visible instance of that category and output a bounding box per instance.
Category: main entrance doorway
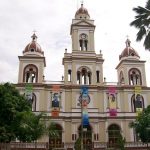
[108,124,121,148]
[78,125,92,150]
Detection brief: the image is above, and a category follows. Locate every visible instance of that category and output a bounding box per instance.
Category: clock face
[81,34,86,39]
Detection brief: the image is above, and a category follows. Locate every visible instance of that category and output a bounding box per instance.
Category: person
[52,93,59,107]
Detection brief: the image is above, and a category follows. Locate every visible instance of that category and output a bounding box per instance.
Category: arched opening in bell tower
[128,68,142,85]
[79,33,88,51]
[77,67,92,85]
[23,64,38,83]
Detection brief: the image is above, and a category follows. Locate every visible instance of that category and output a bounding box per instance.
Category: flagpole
[81,99,83,150]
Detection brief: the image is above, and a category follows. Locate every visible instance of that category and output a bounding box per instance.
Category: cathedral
[16,3,150,149]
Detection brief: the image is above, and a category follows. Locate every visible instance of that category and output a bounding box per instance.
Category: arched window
[77,71,81,84]
[108,124,121,148]
[96,71,100,83]
[119,71,124,84]
[77,67,92,85]
[68,69,72,81]
[131,94,144,112]
[129,68,142,85]
[79,33,88,51]
[23,64,38,83]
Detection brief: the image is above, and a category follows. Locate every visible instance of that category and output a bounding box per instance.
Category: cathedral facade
[16,4,150,148]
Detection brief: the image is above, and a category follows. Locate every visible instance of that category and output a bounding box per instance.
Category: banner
[51,85,60,117]
[107,86,117,117]
[134,86,142,115]
[79,86,90,126]
[82,108,89,126]
[134,86,141,95]
[25,83,33,104]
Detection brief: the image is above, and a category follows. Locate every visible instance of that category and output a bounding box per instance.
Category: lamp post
[79,86,90,150]
[81,99,83,150]
[79,90,84,150]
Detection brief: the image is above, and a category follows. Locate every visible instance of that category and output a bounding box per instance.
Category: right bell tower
[63,4,104,85]
[116,38,147,86]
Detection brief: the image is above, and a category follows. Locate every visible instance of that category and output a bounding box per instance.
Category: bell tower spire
[71,3,95,52]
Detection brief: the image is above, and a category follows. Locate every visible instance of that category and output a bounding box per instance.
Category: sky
[0,0,150,86]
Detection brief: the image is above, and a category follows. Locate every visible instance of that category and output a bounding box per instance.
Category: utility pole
[81,99,83,150]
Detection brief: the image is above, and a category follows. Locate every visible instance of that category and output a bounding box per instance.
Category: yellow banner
[134,86,141,94]
[136,108,143,116]
[109,94,116,109]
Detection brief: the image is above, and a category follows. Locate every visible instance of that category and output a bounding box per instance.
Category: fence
[0,142,149,150]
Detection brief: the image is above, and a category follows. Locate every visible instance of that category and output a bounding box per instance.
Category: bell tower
[116,38,147,86]
[71,3,95,52]
[18,33,46,84]
[63,4,104,85]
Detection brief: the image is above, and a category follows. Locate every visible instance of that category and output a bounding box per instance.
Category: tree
[130,0,150,50]
[129,105,150,145]
[47,122,59,138]
[0,82,31,142]
[0,82,47,143]
[116,133,126,150]
[14,112,46,142]
[74,137,81,150]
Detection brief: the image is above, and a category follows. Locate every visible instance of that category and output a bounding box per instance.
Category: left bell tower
[18,33,46,83]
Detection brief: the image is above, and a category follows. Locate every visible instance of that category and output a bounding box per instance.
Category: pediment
[72,20,95,27]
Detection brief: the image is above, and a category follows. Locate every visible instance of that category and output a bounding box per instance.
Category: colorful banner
[107,86,117,117]
[52,85,60,92]
[82,108,89,126]
[134,86,141,94]
[134,86,142,115]
[51,85,60,117]
[25,83,33,104]
[109,109,117,117]
[79,86,90,126]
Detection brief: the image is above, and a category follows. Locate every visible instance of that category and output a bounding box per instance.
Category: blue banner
[82,109,89,126]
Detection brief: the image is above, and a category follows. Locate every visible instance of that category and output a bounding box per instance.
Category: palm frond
[133,6,150,15]
[143,31,150,50]
[143,18,150,26]
[146,0,150,9]
[136,26,146,41]
[130,18,143,28]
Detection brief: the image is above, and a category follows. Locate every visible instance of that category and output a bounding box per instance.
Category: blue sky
[0,0,149,85]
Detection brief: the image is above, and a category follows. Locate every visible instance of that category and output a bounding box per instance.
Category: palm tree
[130,0,150,50]
[15,112,46,142]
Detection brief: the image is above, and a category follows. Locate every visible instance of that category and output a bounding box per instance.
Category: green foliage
[14,112,46,142]
[129,105,150,144]
[74,137,81,150]
[0,82,31,142]
[0,82,47,142]
[130,0,150,50]
[116,133,126,150]
[47,122,59,138]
